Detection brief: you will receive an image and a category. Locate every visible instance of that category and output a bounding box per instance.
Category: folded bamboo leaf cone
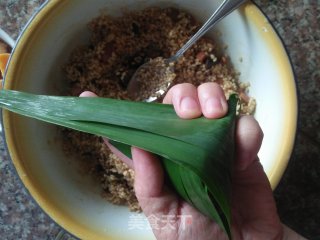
[0,90,238,238]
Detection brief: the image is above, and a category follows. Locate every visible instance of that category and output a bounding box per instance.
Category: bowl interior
[3,0,297,239]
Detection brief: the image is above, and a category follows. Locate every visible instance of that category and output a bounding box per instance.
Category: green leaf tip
[0,90,238,239]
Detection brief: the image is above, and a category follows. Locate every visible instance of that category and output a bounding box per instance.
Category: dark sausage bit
[132,22,140,36]
[205,58,214,69]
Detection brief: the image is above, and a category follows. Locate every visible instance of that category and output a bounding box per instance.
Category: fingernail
[205,97,223,115]
[180,97,199,113]
[205,97,227,116]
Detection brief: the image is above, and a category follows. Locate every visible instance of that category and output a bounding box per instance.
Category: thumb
[132,147,164,198]
[132,147,180,217]
[235,115,264,171]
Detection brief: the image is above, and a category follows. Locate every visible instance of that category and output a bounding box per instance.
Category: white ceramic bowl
[2,0,297,239]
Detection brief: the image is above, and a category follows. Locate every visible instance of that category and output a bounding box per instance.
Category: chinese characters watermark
[128,214,193,231]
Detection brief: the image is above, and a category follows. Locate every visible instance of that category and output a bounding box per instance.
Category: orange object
[0,53,10,76]
[0,53,10,90]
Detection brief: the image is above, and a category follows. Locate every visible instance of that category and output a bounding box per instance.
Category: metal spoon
[127,0,247,102]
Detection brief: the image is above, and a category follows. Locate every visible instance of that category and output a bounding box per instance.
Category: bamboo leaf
[0,90,238,239]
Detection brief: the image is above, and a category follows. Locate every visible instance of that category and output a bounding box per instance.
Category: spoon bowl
[127,57,175,102]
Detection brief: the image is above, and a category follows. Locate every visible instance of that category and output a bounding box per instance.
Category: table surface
[0,0,319,239]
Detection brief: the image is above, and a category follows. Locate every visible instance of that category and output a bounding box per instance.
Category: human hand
[80,83,304,240]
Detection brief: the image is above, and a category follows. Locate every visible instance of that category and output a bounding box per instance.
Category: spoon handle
[169,0,247,62]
